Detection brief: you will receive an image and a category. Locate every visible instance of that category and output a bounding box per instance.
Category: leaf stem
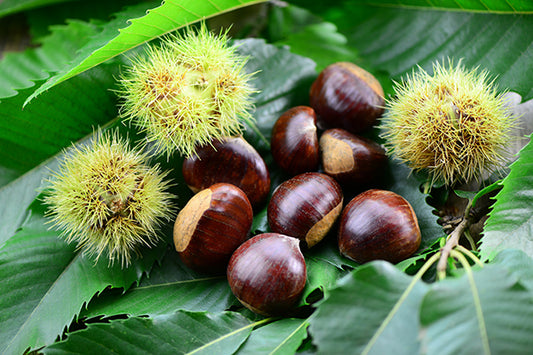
[455,245,484,268]
[437,198,475,277]
[450,249,490,355]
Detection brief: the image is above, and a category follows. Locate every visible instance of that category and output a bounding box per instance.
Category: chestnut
[338,189,421,264]
[182,136,271,208]
[309,62,384,134]
[268,172,343,247]
[227,233,307,316]
[320,128,387,186]
[173,183,253,274]
[271,106,319,175]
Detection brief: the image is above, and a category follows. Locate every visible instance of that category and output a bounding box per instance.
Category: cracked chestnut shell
[182,136,270,208]
[271,106,319,176]
[227,233,307,316]
[173,183,253,274]
[268,172,343,248]
[310,62,384,133]
[338,189,421,264]
[320,128,387,186]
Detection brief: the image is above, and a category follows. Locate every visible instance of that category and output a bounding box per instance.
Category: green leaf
[0,20,98,101]
[0,0,76,17]
[42,311,254,355]
[480,136,533,260]
[302,252,346,304]
[237,318,309,355]
[82,248,236,318]
[361,0,533,13]
[26,0,269,105]
[0,160,58,246]
[492,249,533,292]
[327,4,533,101]
[309,261,429,355]
[420,265,533,355]
[267,5,356,72]
[0,64,120,177]
[239,38,317,151]
[0,203,165,355]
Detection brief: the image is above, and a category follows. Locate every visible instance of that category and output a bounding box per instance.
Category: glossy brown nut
[227,233,306,316]
[271,106,319,176]
[173,183,253,274]
[320,128,387,186]
[182,136,271,208]
[338,189,421,264]
[309,62,384,133]
[268,172,343,248]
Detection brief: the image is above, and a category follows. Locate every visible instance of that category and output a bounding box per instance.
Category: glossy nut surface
[310,62,384,133]
[174,183,253,274]
[338,189,421,264]
[271,106,319,176]
[268,172,343,248]
[182,136,271,208]
[320,128,387,186]
[227,233,307,316]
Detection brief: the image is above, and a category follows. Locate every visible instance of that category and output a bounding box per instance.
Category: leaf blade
[0,207,164,354]
[42,311,253,355]
[25,0,269,105]
[420,265,533,355]
[480,136,533,260]
[309,261,429,355]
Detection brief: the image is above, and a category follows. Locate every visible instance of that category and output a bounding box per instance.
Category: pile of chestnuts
[173,61,421,317]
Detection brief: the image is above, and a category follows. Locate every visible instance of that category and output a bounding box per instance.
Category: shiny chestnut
[227,233,307,316]
[320,128,387,186]
[268,172,343,248]
[310,62,384,133]
[182,136,270,208]
[338,189,421,264]
[173,183,253,274]
[271,106,319,175]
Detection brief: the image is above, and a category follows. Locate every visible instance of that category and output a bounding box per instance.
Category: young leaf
[480,136,533,260]
[0,204,165,355]
[26,0,269,105]
[42,311,254,355]
[309,261,429,355]
[236,318,309,355]
[420,264,533,355]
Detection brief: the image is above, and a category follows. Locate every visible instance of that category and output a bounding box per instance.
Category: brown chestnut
[268,172,343,248]
[182,136,271,208]
[227,233,307,316]
[271,106,319,175]
[309,62,384,133]
[338,189,421,264]
[173,183,253,274]
[320,128,387,186]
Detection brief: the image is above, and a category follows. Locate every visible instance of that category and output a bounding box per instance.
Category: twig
[436,199,475,278]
